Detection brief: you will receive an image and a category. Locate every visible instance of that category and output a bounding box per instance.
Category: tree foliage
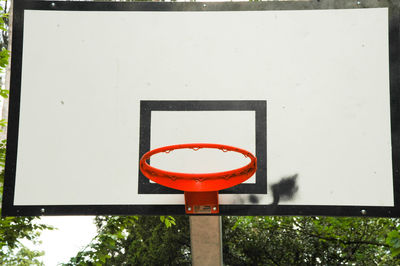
[63,215,400,265]
[62,216,189,265]
[1,244,45,266]
[0,0,9,99]
[224,216,400,265]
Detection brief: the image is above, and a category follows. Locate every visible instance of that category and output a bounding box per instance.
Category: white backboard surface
[3,1,400,217]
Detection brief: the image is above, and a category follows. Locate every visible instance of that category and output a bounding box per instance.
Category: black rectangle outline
[2,0,400,217]
[138,100,267,195]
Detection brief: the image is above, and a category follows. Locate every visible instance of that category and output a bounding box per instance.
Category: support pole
[190,216,223,266]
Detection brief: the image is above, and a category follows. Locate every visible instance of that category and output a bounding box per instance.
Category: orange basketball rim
[139,143,257,214]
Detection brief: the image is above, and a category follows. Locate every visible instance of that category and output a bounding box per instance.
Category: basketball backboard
[2,0,400,217]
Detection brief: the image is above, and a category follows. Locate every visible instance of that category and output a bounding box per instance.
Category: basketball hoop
[139,143,257,214]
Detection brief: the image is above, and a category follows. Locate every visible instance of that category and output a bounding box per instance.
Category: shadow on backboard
[241,174,298,205]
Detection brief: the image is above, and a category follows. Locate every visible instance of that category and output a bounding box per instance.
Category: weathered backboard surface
[2,0,400,217]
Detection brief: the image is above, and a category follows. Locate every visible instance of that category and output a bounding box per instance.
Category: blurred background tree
[63,215,400,265]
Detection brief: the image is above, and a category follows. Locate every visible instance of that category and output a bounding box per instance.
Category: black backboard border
[2,0,400,217]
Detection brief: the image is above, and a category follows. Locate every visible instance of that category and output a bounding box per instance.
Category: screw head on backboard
[188,207,192,211]
[361,209,367,215]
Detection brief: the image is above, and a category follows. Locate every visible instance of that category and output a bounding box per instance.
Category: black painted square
[138,100,267,195]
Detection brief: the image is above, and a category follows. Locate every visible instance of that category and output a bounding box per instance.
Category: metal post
[190,216,223,266]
